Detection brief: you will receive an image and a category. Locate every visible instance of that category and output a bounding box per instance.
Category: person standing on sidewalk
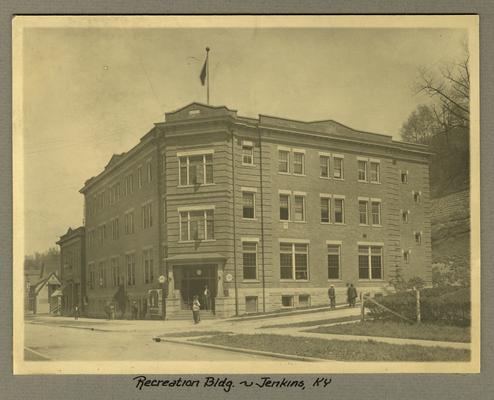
[346,283,352,307]
[202,285,211,311]
[73,305,80,320]
[192,295,201,324]
[328,285,336,310]
[349,284,358,307]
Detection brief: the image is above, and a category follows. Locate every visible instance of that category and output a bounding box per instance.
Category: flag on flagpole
[200,56,207,86]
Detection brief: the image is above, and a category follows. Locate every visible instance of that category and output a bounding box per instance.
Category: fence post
[360,292,365,322]
[415,288,421,323]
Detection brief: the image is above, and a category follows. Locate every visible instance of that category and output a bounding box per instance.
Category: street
[24,320,275,361]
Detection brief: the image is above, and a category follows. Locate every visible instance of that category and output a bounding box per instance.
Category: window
[124,212,134,234]
[415,231,422,244]
[88,263,95,289]
[245,296,258,313]
[370,161,380,183]
[146,160,153,183]
[413,191,422,203]
[279,194,290,221]
[334,198,345,224]
[320,155,330,178]
[299,294,311,307]
[242,141,254,165]
[278,150,289,173]
[402,210,410,223]
[359,200,368,225]
[281,295,294,307]
[125,174,134,195]
[293,152,305,175]
[88,230,96,249]
[115,183,121,202]
[327,244,341,280]
[280,242,308,280]
[111,257,120,287]
[358,245,383,280]
[320,197,330,223]
[242,242,257,280]
[179,209,214,241]
[371,201,381,225]
[98,260,107,288]
[242,192,255,219]
[333,156,344,179]
[137,166,143,188]
[403,249,411,264]
[111,218,119,240]
[161,153,166,174]
[98,224,106,245]
[401,170,408,184]
[143,249,154,284]
[126,254,136,286]
[358,160,367,181]
[141,203,153,229]
[293,195,306,222]
[178,153,214,185]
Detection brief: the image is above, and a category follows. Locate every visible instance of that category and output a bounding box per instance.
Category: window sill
[178,239,217,243]
[280,279,309,283]
[359,223,370,227]
[357,279,385,282]
[293,173,306,177]
[242,218,257,221]
[320,176,331,180]
[293,220,307,224]
[278,171,291,176]
[242,163,255,167]
[320,221,331,225]
[372,224,383,228]
[370,181,381,185]
[334,222,346,226]
[333,177,344,181]
[327,279,342,282]
[358,180,368,183]
[242,279,260,283]
[177,183,216,188]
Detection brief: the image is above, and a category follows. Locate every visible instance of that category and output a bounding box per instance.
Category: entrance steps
[166,310,216,320]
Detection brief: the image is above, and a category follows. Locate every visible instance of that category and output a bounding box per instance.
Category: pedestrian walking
[73,305,80,320]
[131,301,138,320]
[202,284,211,311]
[192,295,201,324]
[349,284,358,307]
[346,283,352,307]
[328,285,336,310]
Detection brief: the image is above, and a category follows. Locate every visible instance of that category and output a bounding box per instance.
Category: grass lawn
[305,321,470,343]
[197,334,470,361]
[261,315,360,329]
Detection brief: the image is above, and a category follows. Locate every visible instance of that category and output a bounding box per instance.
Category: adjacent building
[72,103,431,319]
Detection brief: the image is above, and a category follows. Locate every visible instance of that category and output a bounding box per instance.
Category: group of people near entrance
[192,285,211,324]
[328,283,358,309]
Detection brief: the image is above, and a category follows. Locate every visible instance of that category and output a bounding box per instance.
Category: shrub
[364,286,470,326]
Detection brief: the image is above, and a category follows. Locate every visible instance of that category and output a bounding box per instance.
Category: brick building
[56,226,86,315]
[76,103,431,319]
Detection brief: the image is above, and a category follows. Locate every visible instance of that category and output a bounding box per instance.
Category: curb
[159,337,327,362]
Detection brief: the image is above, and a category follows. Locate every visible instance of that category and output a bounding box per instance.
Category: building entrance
[176,265,216,311]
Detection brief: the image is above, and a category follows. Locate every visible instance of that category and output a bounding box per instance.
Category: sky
[21,24,467,254]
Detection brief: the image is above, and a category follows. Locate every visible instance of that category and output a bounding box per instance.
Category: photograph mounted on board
[12,15,480,374]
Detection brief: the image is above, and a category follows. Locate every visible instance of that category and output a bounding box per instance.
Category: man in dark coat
[346,283,352,307]
[73,305,80,320]
[349,284,358,307]
[328,285,336,310]
[202,285,211,311]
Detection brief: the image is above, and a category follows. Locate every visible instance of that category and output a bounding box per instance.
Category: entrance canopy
[165,253,227,265]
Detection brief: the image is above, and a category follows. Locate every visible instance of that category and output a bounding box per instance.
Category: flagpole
[206,47,210,105]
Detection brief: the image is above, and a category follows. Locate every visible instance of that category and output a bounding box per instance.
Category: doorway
[177,265,216,311]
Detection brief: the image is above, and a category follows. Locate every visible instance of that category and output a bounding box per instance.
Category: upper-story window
[279,193,290,221]
[242,141,254,165]
[334,197,345,224]
[125,174,134,195]
[320,196,331,223]
[402,209,410,223]
[178,151,214,186]
[278,150,290,173]
[293,151,305,175]
[333,155,344,179]
[293,194,306,222]
[414,231,422,244]
[88,262,95,289]
[403,249,411,264]
[359,200,369,225]
[137,166,143,188]
[320,155,330,178]
[358,159,367,182]
[370,161,380,183]
[179,208,214,241]
[400,170,409,184]
[371,200,382,225]
[141,203,153,229]
[110,257,120,287]
[413,190,422,203]
[111,218,119,240]
[242,190,256,219]
[126,253,136,286]
[146,160,153,183]
[124,211,134,235]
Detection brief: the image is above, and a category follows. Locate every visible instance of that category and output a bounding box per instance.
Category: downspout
[231,128,239,316]
[258,126,266,312]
